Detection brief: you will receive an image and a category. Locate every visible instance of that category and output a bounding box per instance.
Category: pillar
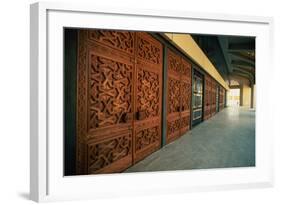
[250,84,254,109]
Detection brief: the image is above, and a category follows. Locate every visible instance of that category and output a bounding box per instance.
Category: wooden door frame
[64,28,78,176]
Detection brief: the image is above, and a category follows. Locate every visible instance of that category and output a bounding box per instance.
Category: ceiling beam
[232,70,254,84]
[228,41,255,51]
[233,66,254,76]
[231,60,255,69]
[218,37,233,72]
[233,67,255,82]
[229,52,255,66]
[235,65,255,73]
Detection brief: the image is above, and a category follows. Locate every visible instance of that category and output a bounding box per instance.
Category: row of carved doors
[204,74,226,120]
[76,30,163,174]
[75,30,210,174]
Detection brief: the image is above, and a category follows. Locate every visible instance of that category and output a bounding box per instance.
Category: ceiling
[191,34,255,87]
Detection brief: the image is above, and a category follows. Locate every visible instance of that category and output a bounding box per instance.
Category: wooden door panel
[135,64,161,119]
[87,44,134,134]
[210,79,215,116]
[133,32,163,163]
[166,49,181,143]
[136,32,162,65]
[180,58,191,134]
[167,115,181,144]
[134,65,162,162]
[211,80,217,115]
[86,131,132,174]
[87,30,135,56]
[219,86,225,110]
[77,30,135,174]
[204,75,212,120]
[134,121,161,163]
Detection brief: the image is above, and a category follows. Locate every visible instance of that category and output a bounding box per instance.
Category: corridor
[125,107,255,172]
[63,29,256,175]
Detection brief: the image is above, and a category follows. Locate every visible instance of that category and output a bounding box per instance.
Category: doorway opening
[227,88,240,107]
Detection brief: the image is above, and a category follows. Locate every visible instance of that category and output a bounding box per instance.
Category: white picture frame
[30,1,274,202]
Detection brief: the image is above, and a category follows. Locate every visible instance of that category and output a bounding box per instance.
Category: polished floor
[125,107,255,173]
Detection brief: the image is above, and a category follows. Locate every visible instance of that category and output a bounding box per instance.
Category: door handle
[121,113,128,123]
[136,111,140,120]
[136,110,146,120]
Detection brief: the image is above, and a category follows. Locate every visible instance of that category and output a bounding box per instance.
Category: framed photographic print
[30,1,274,202]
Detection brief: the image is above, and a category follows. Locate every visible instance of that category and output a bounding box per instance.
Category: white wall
[0,0,280,205]
[227,89,240,107]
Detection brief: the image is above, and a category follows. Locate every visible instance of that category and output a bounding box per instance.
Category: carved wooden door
[216,85,220,112]
[166,49,182,144]
[133,32,163,163]
[76,30,163,174]
[76,30,135,174]
[211,80,217,116]
[219,86,225,110]
[204,75,212,120]
[180,58,191,135]
[166,49,191,144]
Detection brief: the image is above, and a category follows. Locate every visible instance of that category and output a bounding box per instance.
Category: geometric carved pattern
[88,30,134,55]
[135,126,159,151]
[181,58,191,134]
[181,81,191,111]
[219,86,225,110]
[166,49,191,144]
[87,134,132,173]
[76,29,226,174]
[182,58,191,77]
[133,32,162,163]
[167,118,181,136]
[204,75,217,119]
[88,54,133,129]
[168,78,181,114]
[77,30,163,174]
[137,69,160,119]
[137,35,161,65]
[181,116,190,129]
[167,51,181,73]
[211,80,217,115]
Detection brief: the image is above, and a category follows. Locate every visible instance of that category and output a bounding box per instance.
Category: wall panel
[76,30,163,174]
[74,30,227,174]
